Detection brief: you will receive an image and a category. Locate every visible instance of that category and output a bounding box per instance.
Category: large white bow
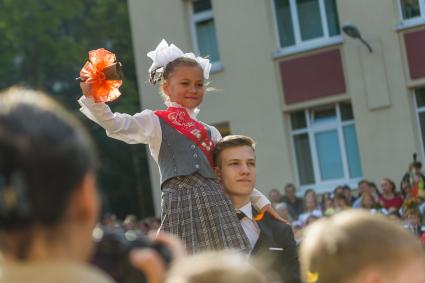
[147,39,211,79]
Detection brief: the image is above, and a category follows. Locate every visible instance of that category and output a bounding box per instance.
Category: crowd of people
[268,175,425,244]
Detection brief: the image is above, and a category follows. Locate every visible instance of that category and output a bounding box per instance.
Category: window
[213,122,231,137]
[273,0,341,49]
[190,0,221,67]
[290,102,362,189]
[399,0,425,21]
[415,87,425,158]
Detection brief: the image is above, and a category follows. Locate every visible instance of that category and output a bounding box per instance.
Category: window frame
[398,0,425,22]
[289,103,362,193]
[414,87,425,162]
[271,0,343,55]
[189,0,222,72]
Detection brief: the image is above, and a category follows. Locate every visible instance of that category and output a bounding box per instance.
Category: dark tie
[236,210,246,220]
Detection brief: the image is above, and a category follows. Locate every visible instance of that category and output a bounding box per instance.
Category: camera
[91,226,173,283]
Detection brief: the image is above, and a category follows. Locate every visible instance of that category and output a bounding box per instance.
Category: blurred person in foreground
[0,87,184,283]
[213,134,301,283]
[165,250,266,283]
[300,210,425,283]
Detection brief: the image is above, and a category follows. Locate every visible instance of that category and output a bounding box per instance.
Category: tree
[0,0,154,218]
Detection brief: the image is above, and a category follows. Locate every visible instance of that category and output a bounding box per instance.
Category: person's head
[381,177,396,195]
[284,183,296,198]
[268,188,281,203]
[357,179,369,195]
[360,192,376,209]
[405,209,422,226]
[333,186,344,195]
[333,192,349,210]
[0,87,99,261]
[154,57,205,109]
[304,189,317,210]
[165,250,267,283]
[342,185,352,199]
[300,210,425,283]
[213,135,256,206]
[320,193,333,210]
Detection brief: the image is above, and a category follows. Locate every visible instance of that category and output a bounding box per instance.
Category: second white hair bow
[147,39,211,79]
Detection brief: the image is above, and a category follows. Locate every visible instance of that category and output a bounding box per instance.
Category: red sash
[155,107,215,166]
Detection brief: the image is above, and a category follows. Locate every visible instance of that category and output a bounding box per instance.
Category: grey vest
[157,118,216,186]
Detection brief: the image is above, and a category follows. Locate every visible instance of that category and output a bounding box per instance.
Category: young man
[213,135,301,283]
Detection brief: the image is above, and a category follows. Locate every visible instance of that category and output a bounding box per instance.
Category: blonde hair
[300,210,424,283]
[165,250,266,283]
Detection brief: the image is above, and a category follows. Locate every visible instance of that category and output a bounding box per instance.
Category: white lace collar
[164,101,200,119]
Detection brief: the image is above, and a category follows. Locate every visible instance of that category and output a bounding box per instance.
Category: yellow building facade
[128,0,425,214]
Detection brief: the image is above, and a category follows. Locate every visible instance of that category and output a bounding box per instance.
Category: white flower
[147,39,211,79]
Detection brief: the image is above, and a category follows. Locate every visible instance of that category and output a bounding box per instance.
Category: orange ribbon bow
[79,48,123,103]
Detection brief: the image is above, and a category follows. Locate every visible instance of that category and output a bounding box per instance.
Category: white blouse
[78,96,270,208]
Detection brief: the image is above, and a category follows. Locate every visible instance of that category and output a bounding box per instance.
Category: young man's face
[215,145,256,198]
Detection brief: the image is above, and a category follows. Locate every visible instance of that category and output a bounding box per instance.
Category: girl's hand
[261,204,288,224]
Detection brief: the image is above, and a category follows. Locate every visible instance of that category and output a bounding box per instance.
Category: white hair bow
[147,39,211,80]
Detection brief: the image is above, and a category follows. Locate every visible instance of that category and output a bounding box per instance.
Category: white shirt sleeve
[78,96,162,161]
[250,188,271,210]
[209,125,222,144]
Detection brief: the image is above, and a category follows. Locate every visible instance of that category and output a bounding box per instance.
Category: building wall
[128,0,425,214]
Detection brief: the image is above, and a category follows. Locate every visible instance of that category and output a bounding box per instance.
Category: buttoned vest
[157,118,216,186]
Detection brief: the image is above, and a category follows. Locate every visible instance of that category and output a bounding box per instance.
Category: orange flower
[80,48,122,103]
[254,210,265,222]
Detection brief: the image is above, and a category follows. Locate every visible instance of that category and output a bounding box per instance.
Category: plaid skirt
[159,174,250,253]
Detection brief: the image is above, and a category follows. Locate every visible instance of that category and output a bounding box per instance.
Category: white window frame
[271,0,343,56]
[414,87,425,162]
[396,0,425,30]
[398,0,425,21]
[189,1,222,72]
[289,103,362,193]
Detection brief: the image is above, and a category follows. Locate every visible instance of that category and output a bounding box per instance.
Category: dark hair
[149,57,202,85]
[0,87,96,230]
[284,183,296,191]
[213,135,256,167]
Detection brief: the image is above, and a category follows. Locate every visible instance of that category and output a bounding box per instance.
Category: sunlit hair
[165,250,266,283]
[213,135,256,167]
[300,210,424,283]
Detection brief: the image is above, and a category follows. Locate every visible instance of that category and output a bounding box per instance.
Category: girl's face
[162,65,205,109]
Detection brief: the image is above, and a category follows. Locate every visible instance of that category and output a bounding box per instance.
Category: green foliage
[0,0,154,218]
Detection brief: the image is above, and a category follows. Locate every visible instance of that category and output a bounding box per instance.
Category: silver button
[193,153,198,158]
[191,144,196,149]
[195,164,200,169]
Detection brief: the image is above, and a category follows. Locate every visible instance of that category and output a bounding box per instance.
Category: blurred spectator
[360,191,387,215]
[280,183,304,220]
[333,192,350,213]
[404,208,424,237]
[320,193,335,217]
[165,251,267,283]
[298,189,322,226]
[379,177,403,212]
[352,179,369,208]
[268,188,282,208]
[300,210,425,283]
[401,154,425,198]
[0,87,113,283]
[342,185,355,205]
